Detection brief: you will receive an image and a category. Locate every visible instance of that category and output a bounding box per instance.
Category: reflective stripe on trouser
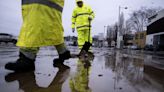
[55,43,67,54]
[77,29,92,49]
[20,47,39,60]
[19,43,67,59]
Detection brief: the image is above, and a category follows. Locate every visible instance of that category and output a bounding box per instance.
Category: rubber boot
[59,50,71,61]
[53,50,71,67]
[5,52,35,72]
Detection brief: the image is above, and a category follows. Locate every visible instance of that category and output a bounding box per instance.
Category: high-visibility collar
[22,0,63,12]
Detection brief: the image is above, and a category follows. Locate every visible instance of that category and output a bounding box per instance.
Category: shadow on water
[4,64,70,92]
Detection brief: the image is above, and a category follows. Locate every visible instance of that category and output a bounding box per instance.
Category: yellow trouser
[20,43,67,60]
[77,29,92,49]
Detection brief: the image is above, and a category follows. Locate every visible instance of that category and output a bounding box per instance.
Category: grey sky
[0,0,164,36]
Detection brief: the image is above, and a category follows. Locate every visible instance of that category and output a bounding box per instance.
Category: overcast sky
[0,0,164,36]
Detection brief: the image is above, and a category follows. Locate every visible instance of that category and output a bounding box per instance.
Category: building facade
[146,9,164,50]
[134,31,147,49]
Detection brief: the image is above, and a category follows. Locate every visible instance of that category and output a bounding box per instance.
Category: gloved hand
[72,28,75,33]
[88,16,92,21]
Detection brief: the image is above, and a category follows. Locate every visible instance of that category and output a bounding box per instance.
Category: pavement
[0,45,164,92]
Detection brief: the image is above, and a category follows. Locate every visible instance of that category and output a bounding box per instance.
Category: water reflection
[105,51,164,92]
[69,53,94,92]
[1,46,164,92]
[5,64,70,92]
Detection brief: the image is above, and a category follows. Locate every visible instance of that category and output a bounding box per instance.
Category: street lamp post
[116,6,128,49]
[104,26,106,47]
[104,25,110,47]
[104,26,106,38]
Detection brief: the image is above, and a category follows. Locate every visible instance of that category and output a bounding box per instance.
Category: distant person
[5,0,71,72]
[72,0,95,51]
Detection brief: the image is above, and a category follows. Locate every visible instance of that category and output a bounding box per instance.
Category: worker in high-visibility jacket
[72,0,95,50]
[5,0,71,72]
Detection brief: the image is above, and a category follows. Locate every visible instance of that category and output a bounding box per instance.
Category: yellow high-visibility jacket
[72,4,95,31]
[17,0,65,47]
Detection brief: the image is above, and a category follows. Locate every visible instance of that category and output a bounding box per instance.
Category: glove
[88,16,92,21]
[72,28,75,33]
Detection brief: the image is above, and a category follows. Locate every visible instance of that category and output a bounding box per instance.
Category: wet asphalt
[0,44,164,92]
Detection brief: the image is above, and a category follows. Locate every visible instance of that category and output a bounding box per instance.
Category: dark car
[144,45,154,51]
[0,33,17,44]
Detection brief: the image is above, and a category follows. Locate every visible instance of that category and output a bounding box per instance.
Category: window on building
[135,34,138,39]
[140,33,144,39]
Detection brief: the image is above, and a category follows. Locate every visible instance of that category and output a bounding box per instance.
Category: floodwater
[0,45,164,92]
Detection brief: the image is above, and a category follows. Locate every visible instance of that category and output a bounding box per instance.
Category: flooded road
[0,45,164,92]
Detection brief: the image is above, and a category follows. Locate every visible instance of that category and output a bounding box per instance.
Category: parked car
[0,33,17,44]
[144,45,154,51]
[130,45,137,50]
[127,45,141,50]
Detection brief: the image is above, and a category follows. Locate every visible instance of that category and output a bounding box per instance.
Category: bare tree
[127,7,162,32]
[107,23,118,46]
[124,20,132,34]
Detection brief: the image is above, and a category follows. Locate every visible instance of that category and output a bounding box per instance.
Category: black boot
[59,50,71,61]
[5,52,35,72]
[53,50,71,67]
[53,58,64,67]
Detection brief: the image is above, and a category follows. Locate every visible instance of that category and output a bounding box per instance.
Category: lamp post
[104,25,110,47]
[117,6,127,49]
[104,26,106,47]
[104,26,106,39]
